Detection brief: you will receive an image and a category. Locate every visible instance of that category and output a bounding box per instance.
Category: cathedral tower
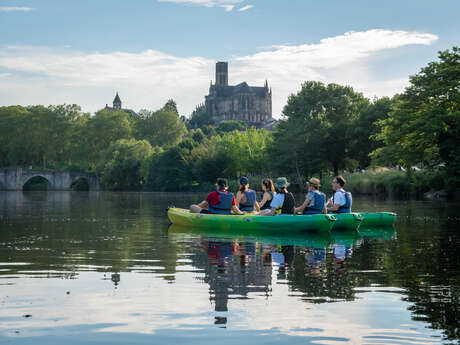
[215,62,228,86]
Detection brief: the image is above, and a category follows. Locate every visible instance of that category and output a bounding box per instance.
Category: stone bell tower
[215,61,228,86]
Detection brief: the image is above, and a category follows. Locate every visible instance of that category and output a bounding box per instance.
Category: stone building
[104,92,137,116]
[205,62,273,125]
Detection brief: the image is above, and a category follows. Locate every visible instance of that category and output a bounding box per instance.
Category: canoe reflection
[168,224,397,323]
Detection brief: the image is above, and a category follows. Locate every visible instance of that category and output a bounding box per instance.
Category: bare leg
[190,204,203,213]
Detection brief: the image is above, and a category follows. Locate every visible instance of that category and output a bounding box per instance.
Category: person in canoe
[190,178,244,215]
[259,177,295,216]
[259,178,275,211]
[326,175,352,213]
[294,177,326,214]
[236,176,260,213]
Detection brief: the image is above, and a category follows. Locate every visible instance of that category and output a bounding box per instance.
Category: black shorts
[200,209,211,214]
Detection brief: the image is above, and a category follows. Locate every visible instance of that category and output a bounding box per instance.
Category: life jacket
[239,189,256,212]
[303,190,326,215]
[277,191,295,215]
[208,190,234,215]
[333,189,352,213]
[260,191,274,210]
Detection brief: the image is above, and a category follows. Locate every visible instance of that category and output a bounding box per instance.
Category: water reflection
[0,191,458,344]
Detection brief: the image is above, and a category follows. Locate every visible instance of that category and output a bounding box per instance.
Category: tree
[84,109,133,168]
[372,47,460,179]
[134,109,187,148]
[162,99,179,114]
[273,81,368,177]
[187,107,214,129]
[97,139,153,190]
[216,120,247,133]
[349,97,393,169]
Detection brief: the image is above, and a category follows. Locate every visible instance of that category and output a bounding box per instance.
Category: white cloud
[222,5,234,11]
[238,5,253,11]
[0,29,438,117]
[158,0,243,9]
[0,7,34,12]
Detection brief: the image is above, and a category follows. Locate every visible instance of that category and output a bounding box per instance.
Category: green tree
[97,139,153,190]
[216,120,247,133]
[162,99,179,114]
[84,109,133,169]
[187,106,214,129]
[372,47,460,180]
[349,97,393,169]
[134,109,187,147]
[273,81,368,177]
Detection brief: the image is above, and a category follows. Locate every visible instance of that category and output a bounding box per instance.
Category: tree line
[0,47,458,194]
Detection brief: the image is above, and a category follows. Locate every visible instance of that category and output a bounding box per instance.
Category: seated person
[259,178,275,210]
[326,175,352,213]
[259,177,295,216]
[190,178,244,215]
[236,176,260,212]
[294,177,326,214]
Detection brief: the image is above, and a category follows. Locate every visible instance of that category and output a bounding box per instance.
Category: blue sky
[0,0,459,117]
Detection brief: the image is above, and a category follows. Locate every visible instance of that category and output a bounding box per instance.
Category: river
[0,191,459,344]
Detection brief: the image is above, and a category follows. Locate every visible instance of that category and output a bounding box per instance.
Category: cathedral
[204,62,273,125]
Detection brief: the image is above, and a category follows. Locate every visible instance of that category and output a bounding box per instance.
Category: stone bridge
[0,168,100,191]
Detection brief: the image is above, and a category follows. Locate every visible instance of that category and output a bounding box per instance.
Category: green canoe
[330,213,364,230]
[167,208,336,233]
[358,212,397,227]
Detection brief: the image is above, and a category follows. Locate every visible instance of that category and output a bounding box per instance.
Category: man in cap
[294,177,326,214]
[190,178,244,215]
[259,177,295,216]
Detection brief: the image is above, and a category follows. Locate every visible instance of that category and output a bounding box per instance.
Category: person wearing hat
[259,177,295,216]
[190,178,244,215]
[294,178,326,215]
[236,176,260,213]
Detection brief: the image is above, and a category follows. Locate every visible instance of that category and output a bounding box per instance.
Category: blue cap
[239,176,249,185]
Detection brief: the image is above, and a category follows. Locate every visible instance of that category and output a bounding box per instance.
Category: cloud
[158,0,243,9]
[0,29,438,117]
[0,7,34,12]
[238,5,253,11]
[222,5,234,11]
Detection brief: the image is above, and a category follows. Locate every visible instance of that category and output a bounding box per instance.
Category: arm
[254,201,260,212]
[231,205,245,215]
[259,191,270,208]
[327,203,341,212]
[259,207,276,216]
[294,197,311,214]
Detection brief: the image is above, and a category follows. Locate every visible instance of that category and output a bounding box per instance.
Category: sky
[0,0,459,118]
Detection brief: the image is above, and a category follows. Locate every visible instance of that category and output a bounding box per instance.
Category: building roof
[210,82,268,98]
[113,92,121,104]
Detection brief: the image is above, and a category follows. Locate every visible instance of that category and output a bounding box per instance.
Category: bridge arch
[23,175,52,191]
[70,177,90,191]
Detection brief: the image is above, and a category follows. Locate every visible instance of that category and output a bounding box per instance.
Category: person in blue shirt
[294,178,326,214]
[326,175,352,213]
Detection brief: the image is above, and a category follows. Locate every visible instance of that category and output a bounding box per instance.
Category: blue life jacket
[303,190,326,215]
[239,189,256,212]
[208,191,234,215]
[333,189,352,213]
[260,191,274,210]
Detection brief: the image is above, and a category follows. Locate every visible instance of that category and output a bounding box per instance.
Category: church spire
[113,92,122,109]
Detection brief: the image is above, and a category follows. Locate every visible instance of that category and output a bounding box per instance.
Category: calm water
[0,191,459,345]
